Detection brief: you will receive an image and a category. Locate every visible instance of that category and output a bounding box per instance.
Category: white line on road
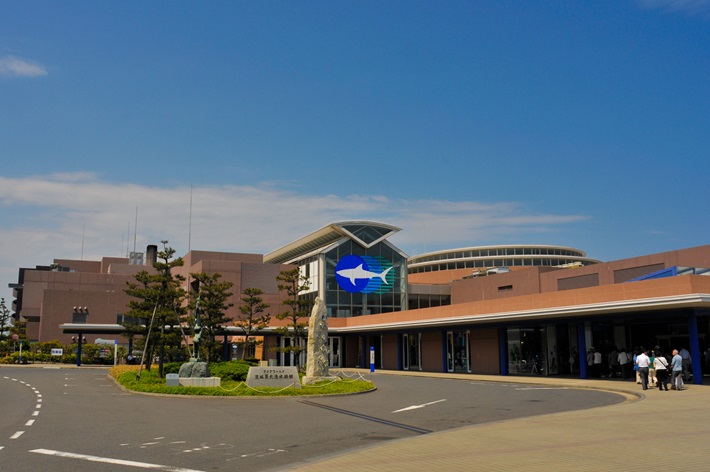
[30,449,206,472]
[25,420,35,426]
[392,399,447,413]
[10,431,24,439]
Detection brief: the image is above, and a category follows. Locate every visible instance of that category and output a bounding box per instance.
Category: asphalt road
[0,366,624,471]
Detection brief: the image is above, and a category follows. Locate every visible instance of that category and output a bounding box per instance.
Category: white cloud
[0,173,590,308]
[0,55,48,78]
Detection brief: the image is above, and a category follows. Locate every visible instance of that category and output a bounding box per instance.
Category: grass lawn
[109,365,375,397]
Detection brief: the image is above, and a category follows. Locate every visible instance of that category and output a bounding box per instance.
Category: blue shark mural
[335,255,394,294]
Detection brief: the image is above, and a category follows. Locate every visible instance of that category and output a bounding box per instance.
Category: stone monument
[302,297,335,385]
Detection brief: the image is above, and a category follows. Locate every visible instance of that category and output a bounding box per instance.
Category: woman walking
[654,351,670,391]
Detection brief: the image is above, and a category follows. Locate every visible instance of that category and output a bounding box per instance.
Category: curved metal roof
[264,221,402,264]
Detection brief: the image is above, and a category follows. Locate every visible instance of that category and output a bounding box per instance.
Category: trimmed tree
[274,268,311,369]
[235,288,270,360]
[188,272,234,362]
[0,298,11,342]
[124,241,186,378]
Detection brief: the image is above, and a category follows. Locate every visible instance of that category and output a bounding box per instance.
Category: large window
[324,240,407,317]
[507,326,560,376]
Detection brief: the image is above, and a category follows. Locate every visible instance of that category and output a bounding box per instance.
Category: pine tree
[188,272,234,362]
[124,241,186,378]
[235,288,271,360]
[0,298,11,342]
[274,268,311,369]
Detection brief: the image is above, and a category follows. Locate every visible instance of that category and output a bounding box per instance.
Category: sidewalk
[285,370,710,471]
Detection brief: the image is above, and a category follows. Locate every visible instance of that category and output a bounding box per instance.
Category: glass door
[446,332,455,372]
[402,333,421,371]
[329,336,341,367]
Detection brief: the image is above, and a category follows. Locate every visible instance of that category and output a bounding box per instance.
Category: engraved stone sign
[246,366,301,389]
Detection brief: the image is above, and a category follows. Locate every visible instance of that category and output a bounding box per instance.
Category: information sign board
[246,366,301,389]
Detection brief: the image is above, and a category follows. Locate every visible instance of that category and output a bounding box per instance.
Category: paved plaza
[286,370,710,472]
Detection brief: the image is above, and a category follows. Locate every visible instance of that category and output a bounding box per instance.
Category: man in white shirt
[635,349,651,390]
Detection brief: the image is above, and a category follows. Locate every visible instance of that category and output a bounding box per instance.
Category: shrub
[162,362,183,375]
[209,359,257,381]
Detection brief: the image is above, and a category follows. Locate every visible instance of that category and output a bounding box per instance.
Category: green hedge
[0,341,126,365]
[110,364,375,397]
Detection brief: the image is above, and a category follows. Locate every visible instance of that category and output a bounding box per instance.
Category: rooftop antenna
[80,222,85,261]
[133,206,138,255]
[126,220,131,258]
[188,185,193,252]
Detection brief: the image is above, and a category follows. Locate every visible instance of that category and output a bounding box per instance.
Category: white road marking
[392,398,447,413]
[32,411,39,416]
[25,420,35,426]
[0,446,4,451]
[515,387,569,390]
[236,448,286,459]
[10,431,25,439]
[30,449,206,471]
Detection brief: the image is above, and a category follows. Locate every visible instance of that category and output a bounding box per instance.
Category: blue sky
[1,1,709,307]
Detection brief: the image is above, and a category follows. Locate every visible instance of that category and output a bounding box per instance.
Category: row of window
[409,258,590,274]
[410,247,584,264]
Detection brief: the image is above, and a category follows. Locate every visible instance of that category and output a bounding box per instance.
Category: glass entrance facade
[507,326,561,375]
[324,239,407,317]
[447,331,471,372]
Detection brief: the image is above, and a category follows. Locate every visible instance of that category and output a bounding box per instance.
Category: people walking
[654,351,670,391]
[593,348,603,378]
[636,349,651,390]
[679,347,691,382]
[648,350,657,388]
[608,347,620,378]
[618,348,630,380]
[671,349,684,391]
